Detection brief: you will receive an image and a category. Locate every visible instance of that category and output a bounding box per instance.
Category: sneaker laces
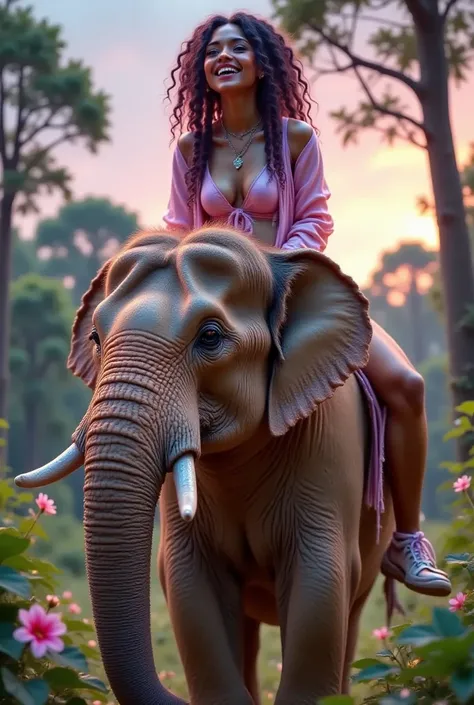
[406,531,436,567]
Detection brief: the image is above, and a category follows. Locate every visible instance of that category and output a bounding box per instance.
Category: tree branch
[20,108,67,148]
[352,64,426,139]
[404,0,435,26]
[25,130,81,170]
[442,0,460,22]
[13,66,26,164]
[307,21,422,97]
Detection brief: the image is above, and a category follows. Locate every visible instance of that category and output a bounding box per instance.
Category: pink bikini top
[200,163,279,233]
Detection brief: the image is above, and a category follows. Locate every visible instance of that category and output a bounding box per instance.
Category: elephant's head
[15,227,371,704]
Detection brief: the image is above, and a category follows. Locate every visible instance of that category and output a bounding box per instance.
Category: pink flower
[453,475,472,493]
[35,493,56,515]
[13,604,66,658]
[400,689,411,698]
[88,639,97,648]
[46,595,60,608]
[449,592,467,612]
[372,626,391,640]
[68,603,81,615]
[62,590,72,600]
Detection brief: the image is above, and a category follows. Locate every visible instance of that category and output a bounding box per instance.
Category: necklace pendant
[233,156,243,170]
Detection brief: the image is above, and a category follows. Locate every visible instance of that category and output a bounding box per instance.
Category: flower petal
[13,627,33,643]
[30,639,48,659]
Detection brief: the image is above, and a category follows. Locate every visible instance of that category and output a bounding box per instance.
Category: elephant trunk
[84,439,190,705]
[83,365,200,705]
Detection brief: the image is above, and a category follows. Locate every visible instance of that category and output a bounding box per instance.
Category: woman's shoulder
[177,132,194,166]
[286,118,315,164]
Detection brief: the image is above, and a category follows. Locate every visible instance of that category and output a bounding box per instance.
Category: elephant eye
[196,323,224,351]
[89,328,101,355]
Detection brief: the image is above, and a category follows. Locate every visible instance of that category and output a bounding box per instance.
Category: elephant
[15,226,395,705]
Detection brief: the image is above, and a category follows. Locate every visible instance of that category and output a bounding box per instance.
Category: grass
[51,519,450,702]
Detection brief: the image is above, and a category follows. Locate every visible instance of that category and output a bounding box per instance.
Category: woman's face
[204,23,259,95]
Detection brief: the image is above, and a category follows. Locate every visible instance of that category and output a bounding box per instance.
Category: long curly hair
[165,12,316,204]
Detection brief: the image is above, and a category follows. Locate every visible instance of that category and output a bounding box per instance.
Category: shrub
[321,401,474,705]
[0,418,109,705]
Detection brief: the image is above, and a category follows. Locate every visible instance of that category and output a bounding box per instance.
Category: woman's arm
[282,119,334,253]
[162,134,194,231]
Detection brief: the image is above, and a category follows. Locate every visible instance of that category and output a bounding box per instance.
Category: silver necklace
[223,119,262,140]
[222,119,262,170]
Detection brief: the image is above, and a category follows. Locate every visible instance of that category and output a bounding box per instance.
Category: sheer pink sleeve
[162,144,193,231]
[281,131,334,253]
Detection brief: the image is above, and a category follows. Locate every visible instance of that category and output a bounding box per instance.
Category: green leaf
[78,675,108,693]
[456,401,474,417]
[352,662,399,682]
[451,668,474,703]
[445,553,471,565]
[17,517,48,540]
[4,553,60,578]
[24,680,49,705]
[65,699,88,705]
[0,528,30,562]
[0,621,24,660]
[0,565,31,598]
[352,658,385,669]
[0,668,48,705]
[0,419,9,429]
[432,607,466,637]
[397,623,438,646]
[44,668,107,694]
[319,697,355,705]
[50,645,88,672]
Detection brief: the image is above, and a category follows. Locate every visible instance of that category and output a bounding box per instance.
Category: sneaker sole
[381,556,452,598]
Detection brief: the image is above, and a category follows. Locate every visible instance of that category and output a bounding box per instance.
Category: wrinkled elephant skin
[15,227,395,705]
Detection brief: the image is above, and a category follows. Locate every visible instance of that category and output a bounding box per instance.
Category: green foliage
[272,0,474,150]
[36,197,141,303]
[333,402,474,704]
[0,444,109,704]
[8,274,76,475]
[0,0,110,211]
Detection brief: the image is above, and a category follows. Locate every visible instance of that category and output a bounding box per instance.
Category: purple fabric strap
[354,370,387,543]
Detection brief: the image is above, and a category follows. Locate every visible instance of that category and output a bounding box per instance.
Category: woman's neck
[220,95,260,135]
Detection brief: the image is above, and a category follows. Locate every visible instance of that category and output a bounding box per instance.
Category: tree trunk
[416,17,474,460]
[408,272,424,366]
[0,193,15,466]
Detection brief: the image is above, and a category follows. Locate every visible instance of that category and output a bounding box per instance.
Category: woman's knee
[385,368,425,417]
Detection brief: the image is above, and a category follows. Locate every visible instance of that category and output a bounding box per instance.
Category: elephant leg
[342,583,374,694]
[164,539,253,705]
[243,615,261,705]
[275,532,351,704]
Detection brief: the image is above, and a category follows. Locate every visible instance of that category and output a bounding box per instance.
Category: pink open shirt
[163,117,334,252]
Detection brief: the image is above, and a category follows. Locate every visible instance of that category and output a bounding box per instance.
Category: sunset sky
[23,0,474,287]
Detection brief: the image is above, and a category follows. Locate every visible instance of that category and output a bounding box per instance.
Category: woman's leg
[365,320,451,597]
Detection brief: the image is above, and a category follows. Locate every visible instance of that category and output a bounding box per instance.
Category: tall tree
[9,274,74,473]
[0,0,110,456]
[364,242,442,364]
[273,0,474,457]
[36,197,141,303]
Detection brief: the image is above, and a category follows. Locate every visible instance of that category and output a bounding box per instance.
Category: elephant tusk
[172,453,197,522]
[14,443,84,489]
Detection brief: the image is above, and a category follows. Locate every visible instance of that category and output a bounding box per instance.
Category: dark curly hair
[165,12,316,204]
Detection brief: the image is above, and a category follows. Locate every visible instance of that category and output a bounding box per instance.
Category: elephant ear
[67,261,110,389]
[266,248,372,436]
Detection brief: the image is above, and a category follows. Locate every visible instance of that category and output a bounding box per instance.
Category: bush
[0,419,109,705]
[321,401,474,705]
